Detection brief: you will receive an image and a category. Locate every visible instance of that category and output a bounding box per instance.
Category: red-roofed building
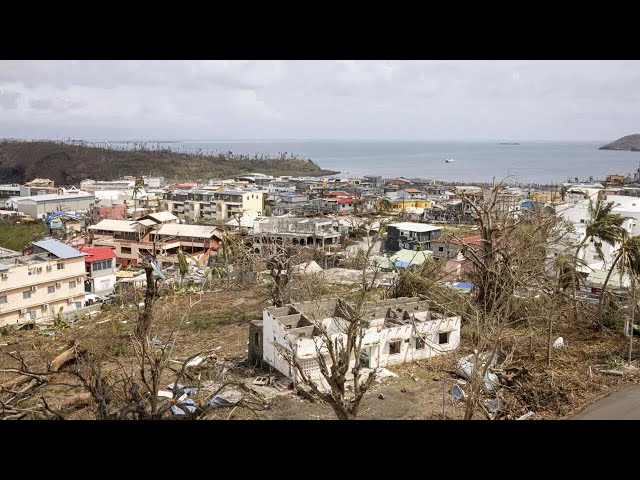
[324,191,350,198]
[168,181,200,190]
[77,246,117,295]
[402,188,423,198]
[431,235,483,281]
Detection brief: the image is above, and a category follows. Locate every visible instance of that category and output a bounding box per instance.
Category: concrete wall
[0,257,86,326]
[88,272,116,295]
[248,320,264,367]
[263,299,461,383]
[242,192,264,217]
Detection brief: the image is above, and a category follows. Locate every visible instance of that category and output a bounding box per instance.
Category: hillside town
[2,166,640,420]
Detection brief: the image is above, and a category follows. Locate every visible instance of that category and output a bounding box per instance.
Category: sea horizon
[3,137,638,185]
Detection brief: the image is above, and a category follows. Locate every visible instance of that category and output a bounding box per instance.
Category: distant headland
[599,134,640,152]
[0,140,339,185]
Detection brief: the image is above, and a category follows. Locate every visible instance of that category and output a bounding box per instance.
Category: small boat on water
[445,158,455,163]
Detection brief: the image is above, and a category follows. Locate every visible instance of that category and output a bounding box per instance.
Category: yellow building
[0,240,86,327]
[531,191,563,203]
[386,198,432,212]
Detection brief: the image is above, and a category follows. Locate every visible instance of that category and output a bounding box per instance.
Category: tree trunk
[50,346,79,371]
[598,250,623,326]
[134,265,156,341]
[572,237,589,322]
[629,276,636,365]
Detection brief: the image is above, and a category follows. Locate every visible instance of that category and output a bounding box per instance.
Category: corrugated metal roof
[389,222,442,233]
[17,192,94,202]
[145,211,178,223]
[390,249,433,267]
[137,219,156,227]
[33,239,84,259]
[88,219,142,233]
[155,223,221,239]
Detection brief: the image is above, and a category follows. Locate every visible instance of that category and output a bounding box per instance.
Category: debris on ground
[167,382,184,390]
[378,394,386,400]
[253,376,270,386]
[374,368,399,382]
[455,351,499,391]
[208,388,243,408]
[452,384,466,400]
[186,356,204,367]
[157,390,173,398]
[553,337,565,348]
[485,398,504,419]
[517,411,535,420]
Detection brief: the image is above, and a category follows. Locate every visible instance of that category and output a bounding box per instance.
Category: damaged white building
[251,297,461,382]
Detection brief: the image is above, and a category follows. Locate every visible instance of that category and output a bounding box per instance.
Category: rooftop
[155,223,221,239]
[141,211,179,223]
[16,192,94,202]
[77,246,117,262]
[33,239,84,259]
[89,219,144,233]
[389,222,442,233]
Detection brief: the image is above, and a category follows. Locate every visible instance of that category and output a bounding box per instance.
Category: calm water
[105,140,640,185]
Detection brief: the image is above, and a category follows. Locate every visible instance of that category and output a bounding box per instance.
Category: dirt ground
[1,283,639,420]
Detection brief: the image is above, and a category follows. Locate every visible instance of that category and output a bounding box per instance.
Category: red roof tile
[325,191,349,197]
[77,246,117,262]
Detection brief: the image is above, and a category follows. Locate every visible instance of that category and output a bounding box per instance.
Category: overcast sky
[0,60,638,142]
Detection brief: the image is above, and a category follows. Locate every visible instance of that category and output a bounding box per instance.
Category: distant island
[599,134,640,152]
[498,142,520,145]
[0,140,338,185]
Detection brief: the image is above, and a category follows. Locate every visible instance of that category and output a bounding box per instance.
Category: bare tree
[278,219,387,419]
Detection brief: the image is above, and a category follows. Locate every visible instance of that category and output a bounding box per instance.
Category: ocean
[104,140,640,185]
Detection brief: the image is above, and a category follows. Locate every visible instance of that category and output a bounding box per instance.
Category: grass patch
[0,220,47,251]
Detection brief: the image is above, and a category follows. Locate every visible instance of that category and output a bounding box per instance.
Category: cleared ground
[1,284,639,420]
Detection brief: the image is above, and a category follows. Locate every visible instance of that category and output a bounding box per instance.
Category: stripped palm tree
[177,249,189,284]
[377,197,392,214]
[597,231,640,329]
[572,198,626,321]
[132,177,144,219]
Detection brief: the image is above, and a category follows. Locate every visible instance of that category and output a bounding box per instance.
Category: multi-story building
[386,222,443,252]
[269,193,310,216]
[251,297,461,380]
[253,216,341,248]
[0,240,86,326]
[15,192,95,219]
[163,189,264,222]
[142,176,165,189]
[80,179,135,192]
[89,213,220,267]
[0,184,21,198]
[77,246,117,295]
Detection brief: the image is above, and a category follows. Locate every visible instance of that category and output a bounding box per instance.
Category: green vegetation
[0,220,47,252]
[0,140,338,185]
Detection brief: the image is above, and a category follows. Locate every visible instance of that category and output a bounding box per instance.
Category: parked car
[84,293,103,306]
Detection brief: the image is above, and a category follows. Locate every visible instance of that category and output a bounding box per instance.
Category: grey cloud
[1,60,640,141]
[29,98,52,110]
[29,96,86,113]
[0,90,20,109]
